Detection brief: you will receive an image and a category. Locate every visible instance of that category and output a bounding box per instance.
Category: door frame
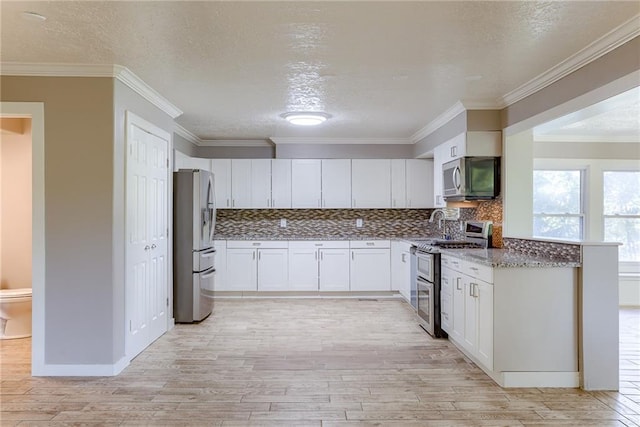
[0,102,45,375]
[124,110,172,361]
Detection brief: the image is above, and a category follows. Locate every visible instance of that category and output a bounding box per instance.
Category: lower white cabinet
[288,242,350,291]
[225,241,288,291]
[445,255,493,370]
[444,254,578,387]
[391,241,411,301]
[257,248,289,291]
[350,240,391,291]
[319,248,350,291]
[226,248,257,291]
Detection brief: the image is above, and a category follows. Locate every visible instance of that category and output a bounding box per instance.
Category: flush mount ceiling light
[281,112,331,126]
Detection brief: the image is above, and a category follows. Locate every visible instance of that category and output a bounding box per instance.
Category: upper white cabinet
[231,159,271,208]
[271,159,292,208]
[390,160,406,209]
[406,159,434,208]
[322,159,351,208]
[352,159,391,208]
[432,145,448,208]
[291,159,322,208]
[211,159,232,209]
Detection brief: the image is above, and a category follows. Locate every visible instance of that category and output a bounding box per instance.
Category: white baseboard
[34,356,129,377]
[500,371,580,388]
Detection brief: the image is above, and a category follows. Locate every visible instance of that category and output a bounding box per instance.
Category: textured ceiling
[1,1,638,141]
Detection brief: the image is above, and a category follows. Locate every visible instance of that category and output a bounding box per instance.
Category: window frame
[602,169,640,269]
[532,168,586,241]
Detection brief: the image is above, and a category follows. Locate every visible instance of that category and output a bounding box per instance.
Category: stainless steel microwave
[442,157,500,201]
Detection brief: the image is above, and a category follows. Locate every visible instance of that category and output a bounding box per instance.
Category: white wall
[0,118,32,289]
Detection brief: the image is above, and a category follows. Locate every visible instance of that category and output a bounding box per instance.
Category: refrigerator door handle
[201,267,216,279]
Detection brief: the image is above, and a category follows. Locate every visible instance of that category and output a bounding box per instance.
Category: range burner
[411,239,485,252]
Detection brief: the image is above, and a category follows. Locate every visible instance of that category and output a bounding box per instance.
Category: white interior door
[126,112,169,360]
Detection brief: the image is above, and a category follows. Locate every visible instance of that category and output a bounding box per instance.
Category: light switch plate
[356,218,363,228]
[280,219,287,228]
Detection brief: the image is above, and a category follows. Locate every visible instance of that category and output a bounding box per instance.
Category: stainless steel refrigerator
[173,169,216,323]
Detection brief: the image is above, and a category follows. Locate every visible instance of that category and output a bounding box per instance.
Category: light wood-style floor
[1,299,639,426]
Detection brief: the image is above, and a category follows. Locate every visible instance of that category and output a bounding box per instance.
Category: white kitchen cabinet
[390,160,407,208]
[226,248,257,291]
[322,159,352,208]
[350,240,391,291]
[405,159,434,208]
[231,159,271,208]
[211,159,232,209]
[271,159,292,208]
[213,240,227,291]
[391,241,411,301]
[288,241,350,291]
[351,159,391,208]
[432,144,447,208]
[288,245,319,291]
[225,241,288,291]
[319,248,350,291]
[476,279,494,370]
[257,248,289,291]
[439,266,453,334]
[291,159,322,208]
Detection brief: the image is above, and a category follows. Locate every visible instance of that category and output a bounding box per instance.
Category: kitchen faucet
[429,209,448,239]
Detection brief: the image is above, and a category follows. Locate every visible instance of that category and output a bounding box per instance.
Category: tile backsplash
[215,209,437,239]
[214,197,506,244]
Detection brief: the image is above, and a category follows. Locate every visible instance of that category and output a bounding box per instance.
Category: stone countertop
[213,236,581,268]
[215,235,425,241]
[438,248,581,268]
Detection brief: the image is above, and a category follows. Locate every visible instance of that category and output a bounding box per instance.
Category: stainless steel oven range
[414,246,446,338]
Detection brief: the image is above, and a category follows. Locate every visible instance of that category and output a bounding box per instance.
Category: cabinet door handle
[401,253,406,262]
[315,251,318,261]
[258,251,261,261]
[351,251,354,260]
[226,198,230,207]
[232,199,235,208]
[456,277,461,291]
[469,283,474,297]
[253,251,256,260]
[321,251,324,261]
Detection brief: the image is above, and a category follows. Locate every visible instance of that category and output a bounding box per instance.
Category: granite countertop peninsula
[438,248,581,268]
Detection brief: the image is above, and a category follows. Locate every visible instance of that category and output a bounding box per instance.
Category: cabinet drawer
[350,240,391,249]
[289,240,349,249]
[463,261,493,284]
[227,240,288,249]
[442,255,463,272]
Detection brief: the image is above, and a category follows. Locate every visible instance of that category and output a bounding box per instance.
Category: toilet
[0,288,32,339]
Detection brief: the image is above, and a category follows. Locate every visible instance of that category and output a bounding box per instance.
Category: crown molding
[114,66,182,118]
[200,139,273,147]
[0,62,183,119]
[270,137,412,145]
[174,123,202,146]
[500,13,640,108]
[410,101,466,143]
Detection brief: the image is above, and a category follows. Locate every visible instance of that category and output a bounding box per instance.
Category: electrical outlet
[459,222,464,231]
[280,218,287,228]
[356,218,363,228]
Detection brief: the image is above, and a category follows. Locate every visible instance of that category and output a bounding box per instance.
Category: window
[533,170,584,240]
[603,171,640,262]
